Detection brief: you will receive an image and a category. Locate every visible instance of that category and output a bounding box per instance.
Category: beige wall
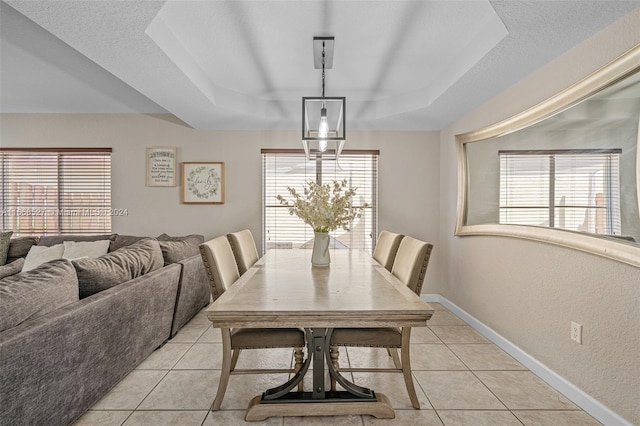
[0,115,441,286]
[439,9,640,424]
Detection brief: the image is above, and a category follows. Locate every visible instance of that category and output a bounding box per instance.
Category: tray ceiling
[2,1,640,130]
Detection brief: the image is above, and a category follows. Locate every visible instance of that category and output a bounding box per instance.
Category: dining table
[206,248,434,421]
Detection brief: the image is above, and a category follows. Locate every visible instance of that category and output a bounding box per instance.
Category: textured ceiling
[2,1,640,131]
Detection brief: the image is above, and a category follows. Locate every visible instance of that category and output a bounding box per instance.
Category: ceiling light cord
[318,41,329,150]
[322,41,325,99]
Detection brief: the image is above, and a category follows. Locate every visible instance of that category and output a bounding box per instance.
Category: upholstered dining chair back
[372,230,404,271]
[329,235,435,409]
[199,236,306,411]
[200,236,241,302]
[391,236,433,295]
[227,229,260,275]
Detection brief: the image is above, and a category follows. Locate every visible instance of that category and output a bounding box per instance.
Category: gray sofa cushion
[0,231,13,265]
[38,234,116,247]
[0,259,79,332]
[157,233,205,243]
[109,235,148,252]
[156,234,205,265]
[73,238,164,298]
[6,236,39,264]
[0,258,25,279]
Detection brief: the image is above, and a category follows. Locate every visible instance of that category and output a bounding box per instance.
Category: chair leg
[390,348,402,369]
[294,347,304,392]
[330,344,339,391]
[230,349,241,371]
[212,328,233,411]
[400,328,420,409]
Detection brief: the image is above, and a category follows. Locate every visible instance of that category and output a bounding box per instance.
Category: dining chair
[372,230,404,271]
[329,236,434,409]
[227,229,260,276]
[199,236,305,410]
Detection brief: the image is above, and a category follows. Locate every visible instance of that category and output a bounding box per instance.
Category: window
[1,148,112,236]
[263,149,378,253]
[499,149,621,235]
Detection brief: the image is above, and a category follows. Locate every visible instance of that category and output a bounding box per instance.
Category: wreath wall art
[182,162,225,204]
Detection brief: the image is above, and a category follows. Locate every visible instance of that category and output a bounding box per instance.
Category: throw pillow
[62,240,111,260]
[0,230,13,266]
[6,236,39,264]
[37,234,116,247]
[109,235,148,252]
[22,244,65,272]
[0,259,79,332]
[157,240,199,265]
[73,238,164,299]
[0,258,25,279]
[156,234,204,265]
[157,233,205,243]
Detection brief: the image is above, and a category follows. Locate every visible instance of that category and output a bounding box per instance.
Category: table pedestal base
[245,392,395,421]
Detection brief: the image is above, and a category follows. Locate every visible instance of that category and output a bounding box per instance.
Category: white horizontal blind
[262,150,378,254]
[1,149,112,236]
[499,149,621,235]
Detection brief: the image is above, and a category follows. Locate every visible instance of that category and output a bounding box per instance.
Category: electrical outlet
[571,321,582,344]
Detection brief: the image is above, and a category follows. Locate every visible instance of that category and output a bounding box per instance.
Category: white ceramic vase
[311,231,330,267]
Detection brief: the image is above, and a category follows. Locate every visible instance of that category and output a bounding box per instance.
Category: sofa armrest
[170,254,211,338]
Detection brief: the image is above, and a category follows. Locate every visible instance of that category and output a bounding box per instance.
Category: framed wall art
[182,162,225,204]
[146,147,176,187]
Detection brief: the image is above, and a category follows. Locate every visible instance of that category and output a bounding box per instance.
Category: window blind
[499,149,621,235]
[262,149,378,254]
[1,148,112,236]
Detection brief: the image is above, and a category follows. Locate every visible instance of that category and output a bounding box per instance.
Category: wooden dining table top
[206,249,434,329]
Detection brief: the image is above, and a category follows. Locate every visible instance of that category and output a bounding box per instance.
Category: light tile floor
[75,303,601,425]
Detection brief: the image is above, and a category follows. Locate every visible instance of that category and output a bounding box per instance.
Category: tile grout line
[129,322,211,424]
[428,308,593,425]
[427,310,540,425]
[433,310,530,424]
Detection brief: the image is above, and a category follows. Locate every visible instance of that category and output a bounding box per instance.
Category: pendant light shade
[302,36,346,160]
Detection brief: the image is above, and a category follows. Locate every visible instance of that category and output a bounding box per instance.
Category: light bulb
[318,107,329,139]
[319,139,328,152]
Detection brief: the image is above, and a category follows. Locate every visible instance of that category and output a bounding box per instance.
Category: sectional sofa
[0,233,210,426]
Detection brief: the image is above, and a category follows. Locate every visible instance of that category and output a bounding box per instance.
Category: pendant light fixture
[302,36,346,160]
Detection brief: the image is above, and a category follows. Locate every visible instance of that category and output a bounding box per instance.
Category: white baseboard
[422,294,630,426]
